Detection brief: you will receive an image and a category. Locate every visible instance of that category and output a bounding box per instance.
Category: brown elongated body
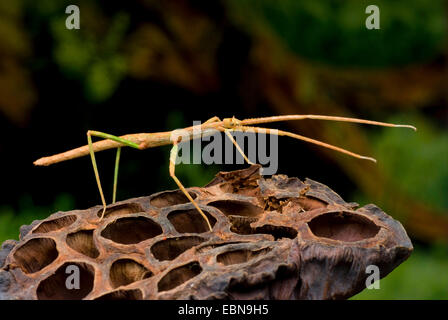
[34,132,172,166]
[33,115,416,231]
[34,115,415,166]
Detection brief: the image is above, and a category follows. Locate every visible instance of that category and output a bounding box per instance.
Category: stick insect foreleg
[230,126,377,162]
[239,115,417,131]
[87,130,141,220]
[224,114,416,163]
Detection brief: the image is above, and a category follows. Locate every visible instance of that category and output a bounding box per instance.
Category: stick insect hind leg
[164,116,222,232]
[169,143,214,231]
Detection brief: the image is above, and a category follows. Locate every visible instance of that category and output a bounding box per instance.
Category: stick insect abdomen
[34,132,172,167]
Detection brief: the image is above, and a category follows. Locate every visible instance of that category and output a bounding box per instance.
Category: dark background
[0,0,447,298]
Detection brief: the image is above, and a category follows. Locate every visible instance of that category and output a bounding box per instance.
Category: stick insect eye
[223,118,232,128]
[223,117,241,128]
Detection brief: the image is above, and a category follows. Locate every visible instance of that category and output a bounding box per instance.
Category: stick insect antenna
[239,115,417,131]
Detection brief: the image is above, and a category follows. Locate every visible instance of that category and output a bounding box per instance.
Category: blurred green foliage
[353,244,448,299]
[0,194,74,242]
[28,0,129,102]
[230,0,447,66]
[350,114,448,299]
[372,114,448,212]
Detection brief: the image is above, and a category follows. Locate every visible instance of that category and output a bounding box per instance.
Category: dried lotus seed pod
[0,165,412,300]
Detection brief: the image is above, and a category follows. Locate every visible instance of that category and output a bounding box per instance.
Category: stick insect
[34,115,416,231]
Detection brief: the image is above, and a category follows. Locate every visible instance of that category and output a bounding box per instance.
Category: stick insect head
[223,116,242,129]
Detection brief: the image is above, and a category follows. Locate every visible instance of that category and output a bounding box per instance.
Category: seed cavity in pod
[97,203,144,218]
[253,225,298,240]
[217,248,272,266]
[66,230,99,258]
[307,211,380,242]
[101,217,162,244]
[229,218,298,240]
[208,200,263,217]
[110,259,152,288]
[168,209,216,234]
[37,262,95,300]
[151,236,205,261]
[150,190,197,208]
[157,261,202,292]
[13,238,58,274]
[297,197,327,211]
[32,215,77,234]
